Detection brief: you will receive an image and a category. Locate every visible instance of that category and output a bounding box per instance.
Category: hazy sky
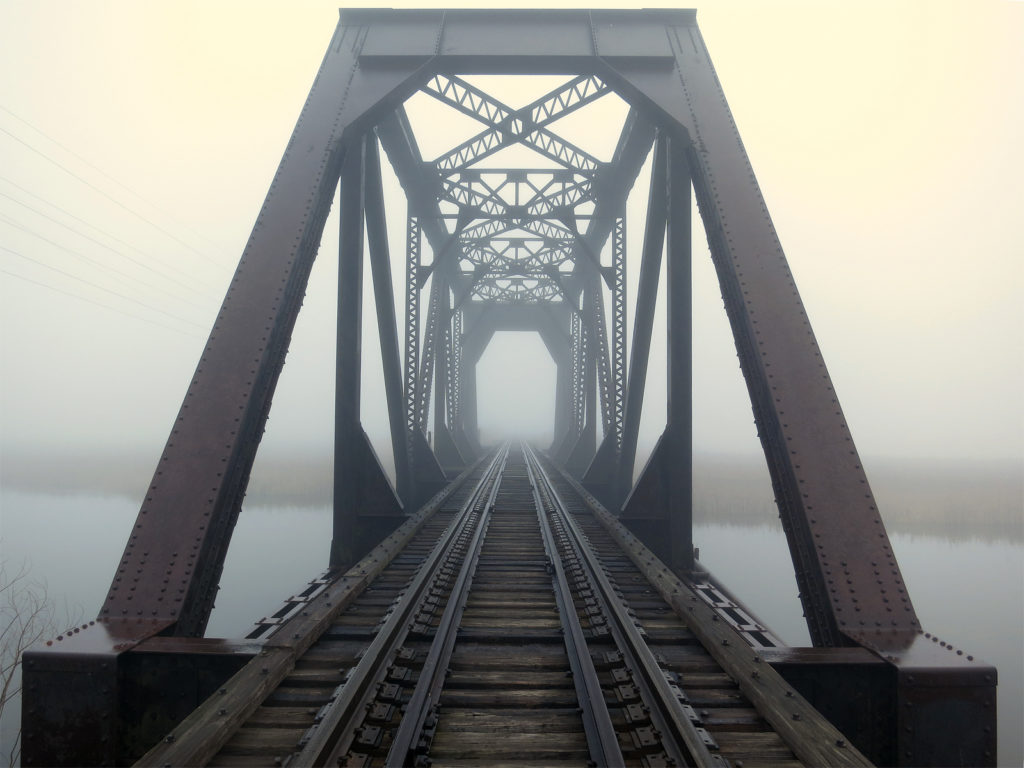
[0,0,1021,482]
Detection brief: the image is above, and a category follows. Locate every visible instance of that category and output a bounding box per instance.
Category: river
[1,487,1021,766]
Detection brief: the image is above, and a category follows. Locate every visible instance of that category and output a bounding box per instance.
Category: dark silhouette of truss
[21,11,995,768]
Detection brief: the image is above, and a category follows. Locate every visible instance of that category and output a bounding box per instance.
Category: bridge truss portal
[23,10,995,767]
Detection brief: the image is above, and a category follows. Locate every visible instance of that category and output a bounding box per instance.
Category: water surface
[2,490,1021,765]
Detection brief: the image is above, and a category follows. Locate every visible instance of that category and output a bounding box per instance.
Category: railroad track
[140,443,870,768]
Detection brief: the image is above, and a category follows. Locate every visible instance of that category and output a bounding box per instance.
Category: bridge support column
[332,138,404,569]
[665,138,693,572]
[552,356,572,452]
[365,136,412,505]
[459,359,480,453]
[616,135,667,505]
[431,282,466,474]
[619,137,693,574]
[565,287,598,477]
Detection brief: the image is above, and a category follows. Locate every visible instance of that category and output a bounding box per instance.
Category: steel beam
[332,139,403,569]
[665,138,693,573]
[333,140,367,568]
[403,214,421,444]
[364,136,412,504]
[616,134,668,502]
[432,282,466,471]
[604,20,920,646]
[416,274,441,433]
[565,284,598,477]
[99,19,423,636]
[610,214,626,452]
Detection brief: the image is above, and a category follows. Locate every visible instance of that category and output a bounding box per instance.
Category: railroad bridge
[22,9,995,767]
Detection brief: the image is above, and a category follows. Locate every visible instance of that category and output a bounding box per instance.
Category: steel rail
[133,455,492,768]
[525,445,729,768]
[550,462,874,768]
[525,453,625,767]
[292,446,509,766]
[381,444,508,767]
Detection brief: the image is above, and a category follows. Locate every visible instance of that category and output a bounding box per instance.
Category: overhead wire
[1,244,208,331]
[0,122,230,271]
[0,173,226,280]
[0,105,227,255]
[1,267,202,339]
[0,190,214,301]
[0,212,213,315]
[0,111,241,339]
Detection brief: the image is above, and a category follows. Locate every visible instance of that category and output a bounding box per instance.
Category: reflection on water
[695,522,1023,768]
[1,491,1021,766]
[206,504,332,638]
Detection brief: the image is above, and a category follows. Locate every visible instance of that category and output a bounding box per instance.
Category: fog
[0,1,1021,483]
[1,8,1022,763]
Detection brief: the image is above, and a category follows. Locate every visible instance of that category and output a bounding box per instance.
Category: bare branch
[1,553,83,767]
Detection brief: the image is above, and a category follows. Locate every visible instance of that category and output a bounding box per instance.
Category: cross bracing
[20,13,994,768]
[396,67,634,483]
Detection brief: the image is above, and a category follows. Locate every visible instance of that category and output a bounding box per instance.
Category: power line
[0,105,226,254]
[0,190,213,300]
[0,174,226,279]
[0,122,230,271]
[0,106,233,260]
[0,267,202,339]
[1,244,207,330]
[0,212,217,314]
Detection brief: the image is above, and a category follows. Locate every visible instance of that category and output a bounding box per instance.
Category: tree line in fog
[3,448,1020,543]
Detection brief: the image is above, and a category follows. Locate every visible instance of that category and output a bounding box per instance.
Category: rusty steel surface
[100,19,424,636]
[597,18,921,647]
[21,618,172,766]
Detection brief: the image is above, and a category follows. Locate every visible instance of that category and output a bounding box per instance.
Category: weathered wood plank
[282,667,346,686]
[429,731,589,760]
[263,686,335,706]
[715,730,797,761]
[437,710,583,733]
[445,670,576,688]
[245,707,317,728]
[700,706,768,731]
[207,754,282,767]
[462,607,558,620]
[458,615,561,629]
[217,726,305,755]
[451,647,568,670]
[676,672,738,688]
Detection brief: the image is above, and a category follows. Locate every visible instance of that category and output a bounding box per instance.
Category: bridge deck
[137,444,868,768]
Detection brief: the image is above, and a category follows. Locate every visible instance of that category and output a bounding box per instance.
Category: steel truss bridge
[23,9,995,768]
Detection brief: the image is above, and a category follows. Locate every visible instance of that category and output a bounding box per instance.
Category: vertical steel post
[461,353,478,449]
[589,275,614,440]
[611,214,626,454]
[665,138,692,572]
[364,137,411,504]
[331,138,366,568]
[553,356,572,449]
[580,284,598,461]
[571,310,583,435]
[433,283,450,440]
[616,135,668,501]
[403,213,421,469]
[448,307,461,431]
[417,276,441,432]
